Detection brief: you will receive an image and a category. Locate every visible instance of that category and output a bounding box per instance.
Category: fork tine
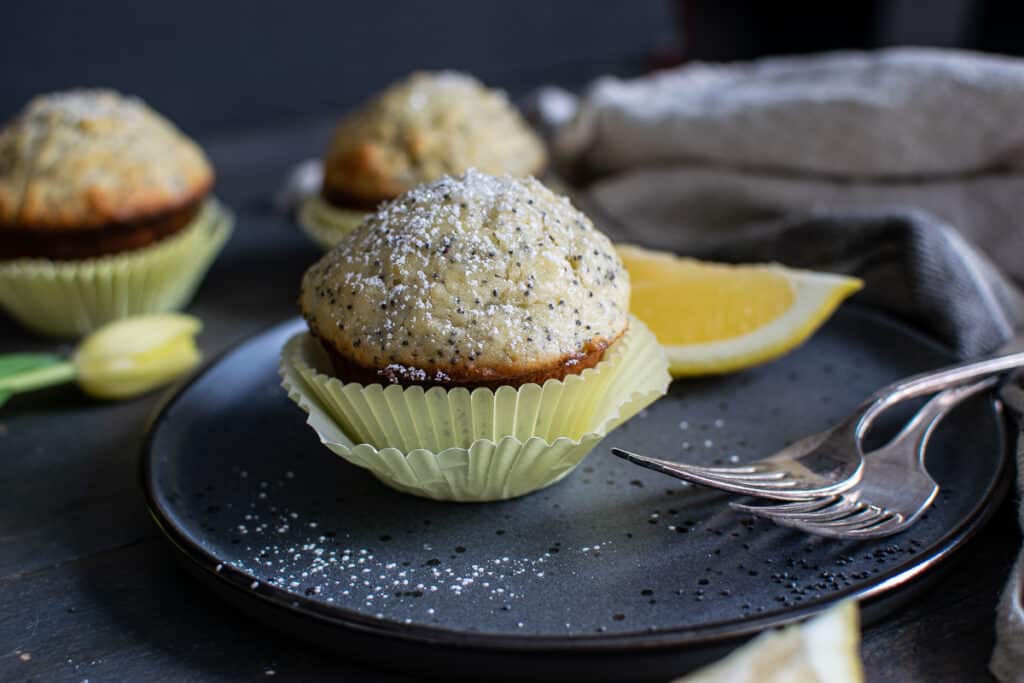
[694,470,789,482]
[611,449,776,479]
[694,465,763,474]
[788,510,898,538]
[762,498,865,522]
[807,506,887,530]
[671,469,801,491]
[729,497,839,516]
[610,447,859,501]
[841,515,906,538]
[688,474,801,489]
[609,449,696,478]
[609,449,797,487]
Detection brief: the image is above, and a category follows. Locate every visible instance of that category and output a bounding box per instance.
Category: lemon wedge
[673,601,864,683]
[618,245,862,377]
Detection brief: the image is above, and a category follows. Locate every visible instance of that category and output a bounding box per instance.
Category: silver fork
[728,376,998,538]
[613,347,1024,500]
[613,409,866,501]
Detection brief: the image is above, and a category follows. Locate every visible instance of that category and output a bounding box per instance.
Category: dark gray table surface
[0,120,1020,683]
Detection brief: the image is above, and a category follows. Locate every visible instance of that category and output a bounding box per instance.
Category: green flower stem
[0,361,76,394]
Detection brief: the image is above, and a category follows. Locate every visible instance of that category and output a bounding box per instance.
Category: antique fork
[613,346,1024,501]
[728,376,998,538]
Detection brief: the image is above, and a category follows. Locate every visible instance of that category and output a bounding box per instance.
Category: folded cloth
[995,381,1024,683]
[542,47,1024,682]
[563,167,1024,284]
[554,47,1024,179]
[544,47,1024,283]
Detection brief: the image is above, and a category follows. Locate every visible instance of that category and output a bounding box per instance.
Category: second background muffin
[297,71,547,250]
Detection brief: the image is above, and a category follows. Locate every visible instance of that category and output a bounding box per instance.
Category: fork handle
[867,348,1024,414]
[886,375,1000,452]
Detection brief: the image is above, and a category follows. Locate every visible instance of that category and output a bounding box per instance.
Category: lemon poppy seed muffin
[321,71,547,211]
[300,169,629,388]
[0,89,214,260]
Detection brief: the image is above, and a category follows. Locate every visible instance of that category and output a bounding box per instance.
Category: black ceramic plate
[141,307,1011,681]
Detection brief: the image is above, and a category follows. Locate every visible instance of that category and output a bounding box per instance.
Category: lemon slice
[674,601,864,683]
[618,245,862,377]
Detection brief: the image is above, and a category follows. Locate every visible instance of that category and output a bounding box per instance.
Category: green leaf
[0,391,9,409]
[0,356,76,395]
[0,353,65,379]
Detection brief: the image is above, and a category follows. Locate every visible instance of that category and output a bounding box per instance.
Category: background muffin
[0,88,230,337]
[0,89,214,260]
[320,71,547,211]
[300,169,629,388]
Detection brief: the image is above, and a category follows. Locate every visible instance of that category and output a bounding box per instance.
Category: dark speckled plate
[141,307,1011,681]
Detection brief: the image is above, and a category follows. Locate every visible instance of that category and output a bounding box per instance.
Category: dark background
[4,0,1023,139]
[1,1,677,136]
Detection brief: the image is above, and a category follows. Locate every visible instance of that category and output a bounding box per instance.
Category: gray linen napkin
[541,47,1024,682]
[546,47,1024,283]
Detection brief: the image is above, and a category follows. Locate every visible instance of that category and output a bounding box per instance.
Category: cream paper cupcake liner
[0,199,233,337]
[279,316,670,501]
[297,194,366,251]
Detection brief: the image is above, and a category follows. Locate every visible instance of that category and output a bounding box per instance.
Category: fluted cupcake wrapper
[279,316,670,501]
[296,194,366,251]
[0,198,233,338]
[284,316,666,449]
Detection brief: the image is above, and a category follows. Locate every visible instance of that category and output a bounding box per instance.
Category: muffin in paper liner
[279,316,669,501]
[0,199,232,337]
[296,194,366,251]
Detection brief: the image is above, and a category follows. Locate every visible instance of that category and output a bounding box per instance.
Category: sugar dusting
[301,170,629,379]
[221,466,615,627]
[25,89,148,123]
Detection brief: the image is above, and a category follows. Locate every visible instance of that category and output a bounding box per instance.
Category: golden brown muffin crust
[317,332,619,389]
[321,72,547,209]
[0,89,214,231]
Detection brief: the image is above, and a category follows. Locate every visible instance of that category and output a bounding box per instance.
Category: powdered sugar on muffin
[0,89,212,230]
[301,170,628,385]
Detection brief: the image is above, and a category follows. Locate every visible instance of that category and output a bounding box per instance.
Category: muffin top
[321,71,547,209]
[301,170,629,386]
[0,89,213,230]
